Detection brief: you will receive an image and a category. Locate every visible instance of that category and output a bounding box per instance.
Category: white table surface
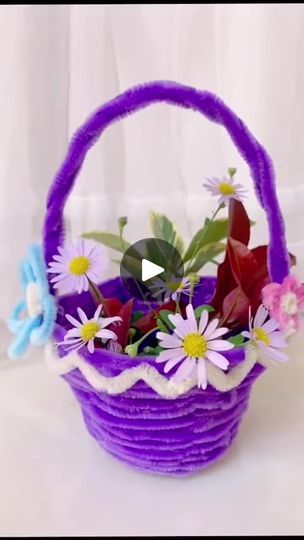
[0,328,304,537]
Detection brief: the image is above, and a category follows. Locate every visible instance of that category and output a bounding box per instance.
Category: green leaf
[156,318,168,333]
[141,345,163,356]
[183,218,229,262]
[158,309,175,329]
[149,211,184,254]
[228,334,246,348]
[131,311,145,324]
[82,231,130,253]
[186,242,226,274]
[194,305,215,318]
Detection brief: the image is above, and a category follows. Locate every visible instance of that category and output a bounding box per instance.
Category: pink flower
[262,274,304,333]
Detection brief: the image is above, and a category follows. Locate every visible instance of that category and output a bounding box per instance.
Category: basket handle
[43,80,290,286]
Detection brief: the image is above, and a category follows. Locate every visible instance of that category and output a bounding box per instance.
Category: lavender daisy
[203,176,247,205]
[150,276,193,302]
[169,277,193,301]
[156,304,233,389]
[58,305,122,354]
[242,305,288,363]
[47,239,108,294]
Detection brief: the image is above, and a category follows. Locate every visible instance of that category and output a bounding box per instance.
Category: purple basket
[44,82,289,476]
[54,276,263,477]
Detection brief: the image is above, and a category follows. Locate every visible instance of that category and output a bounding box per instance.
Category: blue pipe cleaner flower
[8,245,57,359]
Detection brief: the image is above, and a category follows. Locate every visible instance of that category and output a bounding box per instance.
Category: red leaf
[251,245,296,274]
[211,259,236,312]
[228,244,271,316]
[221,286,250,329]
[211,201,251,310]
[250,246,270,305]
[111,298,134,348]
[250,276,271,315]
[134,300,176,333]
[134,311,157,333]
[228,199,251,246]
[227,238,259,298]
[210,202,296,326]
[251,245,268,273]
[103,297,123,316]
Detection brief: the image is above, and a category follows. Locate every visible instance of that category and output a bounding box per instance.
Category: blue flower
[8,245,57,359]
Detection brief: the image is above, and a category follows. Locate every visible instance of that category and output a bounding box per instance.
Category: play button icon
[142,259,164,282]
[120,238,184,303]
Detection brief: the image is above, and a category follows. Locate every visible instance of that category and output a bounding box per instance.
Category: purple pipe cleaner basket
[43,82,290,477]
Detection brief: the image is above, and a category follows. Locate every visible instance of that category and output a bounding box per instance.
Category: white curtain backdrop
[2,7,304,535]
[1,3,304,324]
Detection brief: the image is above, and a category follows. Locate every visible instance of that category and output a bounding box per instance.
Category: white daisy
[241,305,288,363]
[169,277,193,301]
[47,238,108,295]
[156,304,233,389]
[203,176,247,205]
[58,305,122,354]
[150,276,193,302]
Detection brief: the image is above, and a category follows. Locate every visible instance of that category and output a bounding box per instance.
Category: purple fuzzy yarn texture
[65,364,262,477]
[56,277,265,477]
[43,80,289,284]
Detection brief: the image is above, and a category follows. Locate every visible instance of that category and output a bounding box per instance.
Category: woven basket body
[67,365,261,476]
[55,277,263,476]
[44,82,289,476]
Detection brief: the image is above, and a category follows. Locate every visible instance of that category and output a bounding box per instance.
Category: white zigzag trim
[45,344,271,397]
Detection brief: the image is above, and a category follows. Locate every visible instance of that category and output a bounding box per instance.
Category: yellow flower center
[167,279,186,292]
[219,182,236,196]
[254,327,270,346]
[183,333,208,357]
[69,256,91,276]
[81,321,100,342]
[167,280,179,290]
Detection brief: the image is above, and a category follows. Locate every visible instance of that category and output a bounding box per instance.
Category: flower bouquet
[8,81,304,477]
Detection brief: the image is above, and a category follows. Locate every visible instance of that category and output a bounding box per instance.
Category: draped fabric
[1,4,304,322]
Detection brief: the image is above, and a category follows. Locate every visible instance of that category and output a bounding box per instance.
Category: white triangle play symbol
[142,259,164,282]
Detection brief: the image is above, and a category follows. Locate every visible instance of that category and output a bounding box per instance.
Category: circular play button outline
[142,258,164,282]
[120,238,184,303]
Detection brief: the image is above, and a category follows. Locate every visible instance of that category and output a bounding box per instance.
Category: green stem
[87,277,108,312]
[128,328,136,344]
[210,204,223,221]
[175,300,181,315]
[125,327,158,356]
[119,229,125,251]
[118,217,128,251]
[189,284,194,305]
